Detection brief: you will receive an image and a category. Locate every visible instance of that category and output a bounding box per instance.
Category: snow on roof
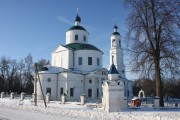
[39,65,65,74]
[131,96,140,100]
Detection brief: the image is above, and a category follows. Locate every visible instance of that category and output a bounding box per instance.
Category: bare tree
[125,0,180,106]
[0,57,24,93]
[0,54,50,94]
[0,57,10,92]
[23,54,34,94]
[37,59,50,71]
[17,59,25,92]
[7,59,19,93]
[132,78,155,97]
[163,79,180,98]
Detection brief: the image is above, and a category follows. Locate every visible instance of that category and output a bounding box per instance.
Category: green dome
[65,43,103,53]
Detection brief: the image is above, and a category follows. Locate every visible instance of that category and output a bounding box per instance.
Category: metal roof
[108,64,119,74]
[67,26,87,31]
[65,43,103,53]
[112,32,120,35]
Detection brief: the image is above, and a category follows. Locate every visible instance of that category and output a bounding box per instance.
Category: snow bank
[0,98,180,120]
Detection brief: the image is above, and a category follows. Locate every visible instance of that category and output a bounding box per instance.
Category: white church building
[36,13,132,101]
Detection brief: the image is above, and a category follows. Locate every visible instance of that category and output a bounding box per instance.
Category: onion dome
[74,14,81,22]
[112,24,120,35]
[114,24,118,29]
[67,13,87,31]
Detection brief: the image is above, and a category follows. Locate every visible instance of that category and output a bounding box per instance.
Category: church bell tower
[109,24,126,79]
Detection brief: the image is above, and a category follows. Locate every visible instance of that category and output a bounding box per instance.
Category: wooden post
[33,63,38,106]
[36,64,47,107]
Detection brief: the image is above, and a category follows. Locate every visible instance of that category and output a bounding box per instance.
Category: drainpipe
[56,73,58,100]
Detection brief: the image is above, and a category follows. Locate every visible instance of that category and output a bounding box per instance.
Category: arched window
[112,39,115,47]
[112,55,114,63]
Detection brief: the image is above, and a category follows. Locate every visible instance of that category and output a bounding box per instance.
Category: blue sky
[0,0,136,80]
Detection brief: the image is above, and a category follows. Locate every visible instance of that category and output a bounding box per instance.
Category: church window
[46,87,51,94]
[88,89,92,97]
[78,57,82,65]
[97,58,100,66]
[83,36,86,41]
[70,88,74,97]
[47,78,51,82]
[75,34,78,41]
[112,55,114,63]
[119,39,121,46]
[60,88,63,95]
[88,57,92,65]
[112,39,115,47]
[89,80,92,84]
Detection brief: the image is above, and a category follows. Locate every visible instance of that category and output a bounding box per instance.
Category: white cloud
[57,16,73,26]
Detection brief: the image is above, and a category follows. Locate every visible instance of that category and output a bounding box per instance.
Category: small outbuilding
[131,97,141,107]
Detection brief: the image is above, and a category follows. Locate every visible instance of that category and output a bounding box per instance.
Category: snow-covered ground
[0,98,180,120]
[0,107,83,120]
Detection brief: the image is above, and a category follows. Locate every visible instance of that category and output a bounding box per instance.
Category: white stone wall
[37,69,108,101]
[84,76,106,100]
[102,80,125,112]
[85,77,98,99]
[110,48,126,79]
[52,46,102,72]
[57,72,67,99]
[110,48,123,65]
[110,34,121,48]
[74,50,102,72]
[51,46,73,69]
[66,30,89,44]
[65,73,84,99]
[37,73,58,100]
